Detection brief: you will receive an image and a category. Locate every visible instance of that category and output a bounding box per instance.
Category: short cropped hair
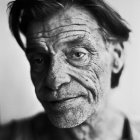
[7,0,131,88]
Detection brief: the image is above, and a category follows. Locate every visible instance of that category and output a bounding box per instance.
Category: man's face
[26,5,113,128]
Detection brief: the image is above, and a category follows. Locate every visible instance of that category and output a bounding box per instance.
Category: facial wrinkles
[64,39,106,104]
[65,39,106,105]
[46,17,98,35]
[29,35,105,104]
[69,67,102,101]
[27,28,101,63]
[27,5,100,48]
[45,24,91,50]
[27,6,105,102]
[44,4,99,33]
[34,56,67,92]
[27,6,97,38]
[51,80,89,100]
[27,22,99,53]
[29,36,106,106]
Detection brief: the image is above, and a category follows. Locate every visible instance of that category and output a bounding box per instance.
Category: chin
[44,102,95,128]
[47,114,86,128]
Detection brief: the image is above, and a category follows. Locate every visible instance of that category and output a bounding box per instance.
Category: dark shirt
[0,113,139,140]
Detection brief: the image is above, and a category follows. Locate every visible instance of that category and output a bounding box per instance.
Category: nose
[45,56,71,90]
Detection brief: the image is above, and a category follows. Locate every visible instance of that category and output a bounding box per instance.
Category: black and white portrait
[0,0,140,139]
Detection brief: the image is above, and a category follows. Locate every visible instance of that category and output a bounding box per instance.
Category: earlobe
[111,43,125,74]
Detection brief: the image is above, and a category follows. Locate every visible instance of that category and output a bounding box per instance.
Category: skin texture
[26,5,125,139]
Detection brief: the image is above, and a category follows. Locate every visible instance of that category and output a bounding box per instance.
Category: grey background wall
[0,0,140,123]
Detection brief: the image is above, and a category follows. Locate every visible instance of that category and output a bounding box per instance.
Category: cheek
[94,54,112,92]
[30,71,41,86]
[67,53,112,102]
[68,66,101,104]
[30,70,46,95]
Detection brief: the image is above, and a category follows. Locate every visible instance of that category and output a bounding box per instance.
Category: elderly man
[1,0,138,139]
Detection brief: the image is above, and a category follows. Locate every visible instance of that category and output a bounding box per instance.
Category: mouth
[50,97,78,104]
[44,96,84,111]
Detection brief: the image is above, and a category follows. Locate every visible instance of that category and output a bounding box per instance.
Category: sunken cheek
[29,57,50,87]
[30,69,45,88]
[85,55,109,87]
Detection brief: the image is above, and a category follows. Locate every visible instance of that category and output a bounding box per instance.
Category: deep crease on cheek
[87,69,101,102]
[67,66,101,103]
[89,56,108,94]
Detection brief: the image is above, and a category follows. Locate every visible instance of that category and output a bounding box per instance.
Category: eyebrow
[66,36,84,46]
[25,39,48,54]
[65,36,93,50]
[60,28,100,48]
[25,45,48,55]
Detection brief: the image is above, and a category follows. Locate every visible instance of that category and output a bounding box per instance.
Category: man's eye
[32,57,44,65]
[67,48,88,61]
[66,48,90,67]
[71,51,85,60]
[28,55,46,72]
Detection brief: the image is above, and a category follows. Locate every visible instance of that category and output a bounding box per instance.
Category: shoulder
[129,118,140,140]
[121,114,140,140]
[107,107,140,140]
[0,112,51,140]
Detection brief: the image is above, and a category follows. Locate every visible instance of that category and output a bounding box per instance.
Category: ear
[110,42,125,74]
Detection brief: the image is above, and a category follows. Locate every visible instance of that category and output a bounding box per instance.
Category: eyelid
[73,47,87,51]
[66,47,88,61]
[69,46,89,53]
[66,47,85,57]
[70,43,97,53]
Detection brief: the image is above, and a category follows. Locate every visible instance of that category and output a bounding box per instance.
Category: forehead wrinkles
[27,17,99,39]
[26,6,101,49]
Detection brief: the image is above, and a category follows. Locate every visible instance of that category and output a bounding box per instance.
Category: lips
[42,96,85,112]
[39,89,87,102]
[50,96,79,104]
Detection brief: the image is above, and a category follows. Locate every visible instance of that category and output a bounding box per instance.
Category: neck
[61,105,125,140]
